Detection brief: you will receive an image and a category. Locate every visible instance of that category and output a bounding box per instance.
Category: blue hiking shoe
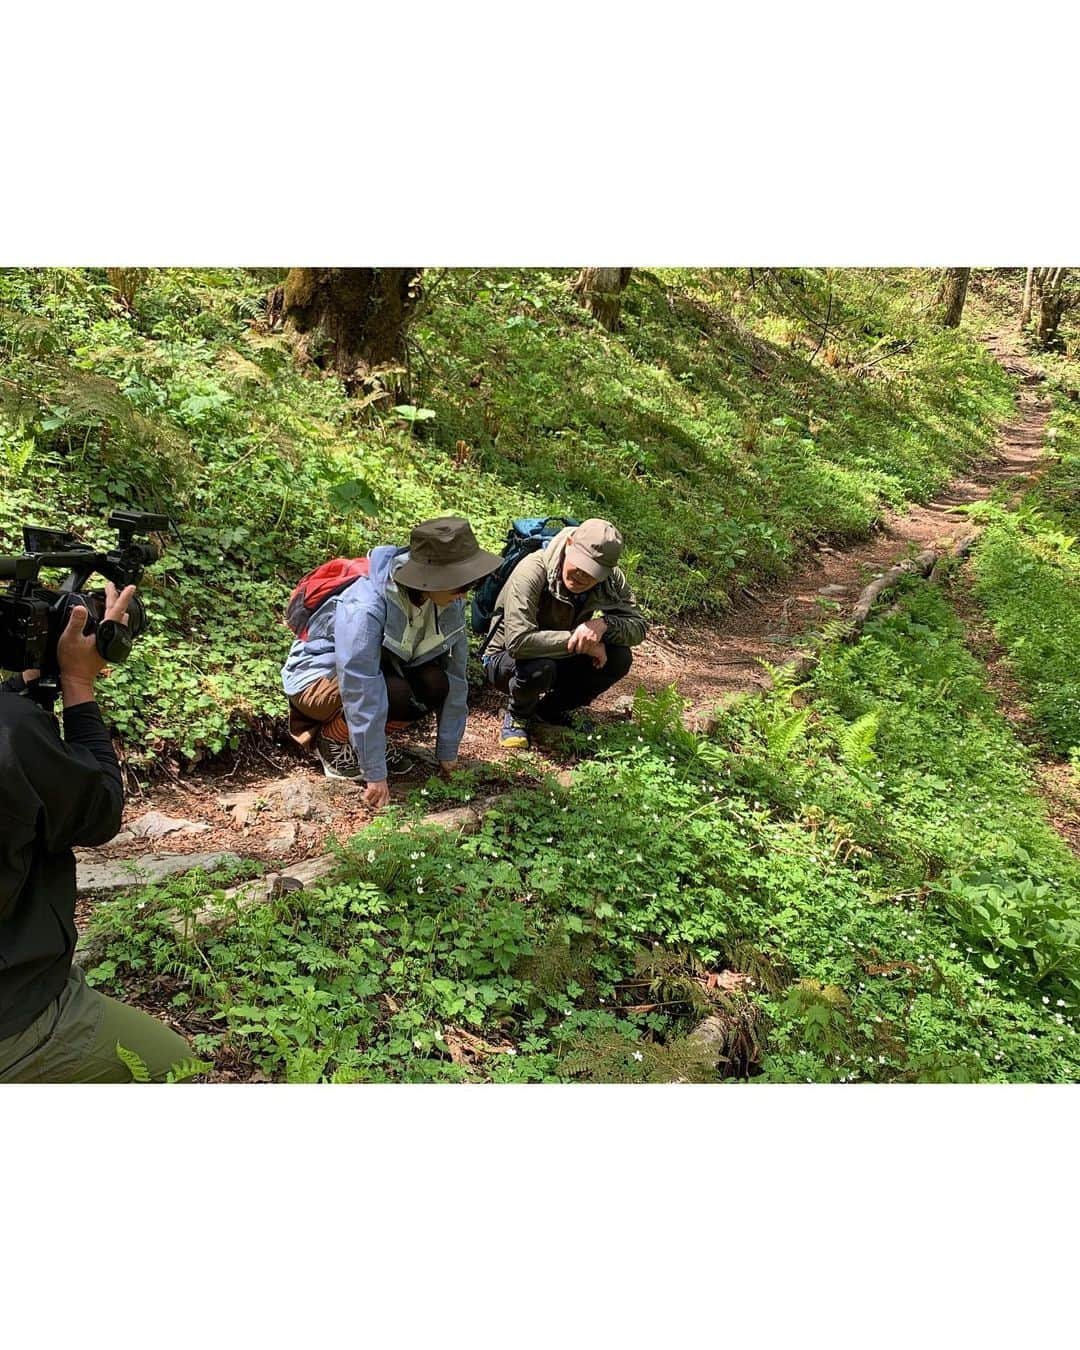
[500,711,531,749]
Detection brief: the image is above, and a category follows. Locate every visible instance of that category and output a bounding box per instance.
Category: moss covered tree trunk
[937,267,970,328]
[572,267,633,331]
[1034,267,1070,349]
[271,268,422,393]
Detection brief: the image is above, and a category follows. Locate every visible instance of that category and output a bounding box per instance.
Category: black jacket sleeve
[0,696,124,881]
[56,701,124,847]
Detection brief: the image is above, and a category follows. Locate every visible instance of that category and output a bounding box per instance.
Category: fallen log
[845,547,938,640]
[761,549,943,690]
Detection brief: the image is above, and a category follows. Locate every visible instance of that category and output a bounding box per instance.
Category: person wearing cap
[282,517,501,808]
[482,518,646,749]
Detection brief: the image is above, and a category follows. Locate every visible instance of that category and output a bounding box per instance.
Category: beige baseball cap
[565,518,623,583]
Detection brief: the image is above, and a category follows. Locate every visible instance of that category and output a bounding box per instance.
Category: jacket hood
[543,528,574,592]
[368,544,409,589]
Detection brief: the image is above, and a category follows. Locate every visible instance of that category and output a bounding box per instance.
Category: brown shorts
[287,656,450,750]
[287,675,349,748]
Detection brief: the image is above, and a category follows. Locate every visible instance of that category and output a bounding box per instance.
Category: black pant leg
[404,659,449,713]
[381,651,444,723]
[486,651,558,719]
[547,642,633,713]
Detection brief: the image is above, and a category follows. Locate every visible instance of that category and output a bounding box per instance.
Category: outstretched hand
[363,779,391,811]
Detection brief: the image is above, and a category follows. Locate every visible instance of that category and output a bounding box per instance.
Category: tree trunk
[270,268,422,393]
[572,267,633,331]
[1036,269,1069,349]
[1020,267,1035,330]
[937,267,971,328]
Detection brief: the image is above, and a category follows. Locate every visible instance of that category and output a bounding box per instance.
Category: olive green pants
[0,967,193,1083]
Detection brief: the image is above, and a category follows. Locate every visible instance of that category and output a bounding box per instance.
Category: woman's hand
[363,779,391,810]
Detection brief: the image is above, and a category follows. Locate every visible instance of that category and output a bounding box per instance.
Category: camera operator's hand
[57,583,136,709]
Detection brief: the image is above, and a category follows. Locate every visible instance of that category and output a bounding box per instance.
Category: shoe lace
[323,739,356,769]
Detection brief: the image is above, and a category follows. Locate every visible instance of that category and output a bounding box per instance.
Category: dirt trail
[86,330,1060,882]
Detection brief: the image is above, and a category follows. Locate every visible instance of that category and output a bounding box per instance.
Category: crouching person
[483,518,646,749]
[282,517,501,810]
[1,587,194,1083]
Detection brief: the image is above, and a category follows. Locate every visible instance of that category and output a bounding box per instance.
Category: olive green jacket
[483,528,647,661]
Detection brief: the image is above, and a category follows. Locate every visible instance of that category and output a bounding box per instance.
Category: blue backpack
[471,516,580,639]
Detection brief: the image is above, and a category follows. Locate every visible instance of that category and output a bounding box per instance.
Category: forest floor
[77,326,1074,914]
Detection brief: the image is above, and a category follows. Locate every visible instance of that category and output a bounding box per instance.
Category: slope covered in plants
[0,267,1011,763]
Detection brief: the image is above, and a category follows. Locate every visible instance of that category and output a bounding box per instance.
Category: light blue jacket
[281,545,470,782]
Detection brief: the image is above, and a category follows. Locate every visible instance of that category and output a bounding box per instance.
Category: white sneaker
[316,735,362,780]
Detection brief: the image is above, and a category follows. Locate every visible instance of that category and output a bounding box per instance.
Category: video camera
[0,511,170,686]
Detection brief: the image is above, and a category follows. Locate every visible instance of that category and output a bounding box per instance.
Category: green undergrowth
[968,390,1080,760]
[85,579,1080,1082]
[0,266,1011,764]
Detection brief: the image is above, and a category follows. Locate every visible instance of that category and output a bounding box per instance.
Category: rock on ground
[76,851,242,893]
[128,810,211,839]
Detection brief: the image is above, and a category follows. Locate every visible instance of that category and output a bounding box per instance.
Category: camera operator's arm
[50,584,135,846]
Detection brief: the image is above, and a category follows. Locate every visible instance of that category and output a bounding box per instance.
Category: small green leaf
[327,477,379,515]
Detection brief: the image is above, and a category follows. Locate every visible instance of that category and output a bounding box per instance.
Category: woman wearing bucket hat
[281,517,501,809]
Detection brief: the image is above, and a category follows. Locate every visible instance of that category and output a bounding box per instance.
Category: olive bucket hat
[392,517,503,592]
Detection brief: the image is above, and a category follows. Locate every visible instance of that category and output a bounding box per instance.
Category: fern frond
[837,711,880,768]
[815,617,851,646]
[632,683,689,741]
[165,1057,212,1084]
[0,305,60,356]
[757,658,798,701]
[115,1042,153,1083]
[765,707,811,760]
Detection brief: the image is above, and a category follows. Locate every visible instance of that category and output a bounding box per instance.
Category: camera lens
[126,594,146,638]
[53,591,97,635]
